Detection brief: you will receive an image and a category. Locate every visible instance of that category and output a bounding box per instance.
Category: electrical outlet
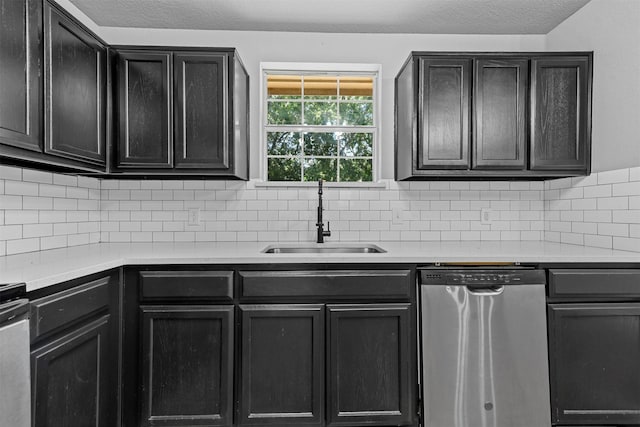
[392,207,404,225]
[187,208,200,226]
[480,208,494,225]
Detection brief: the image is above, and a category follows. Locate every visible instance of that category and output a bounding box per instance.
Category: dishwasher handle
[465,285,504,296]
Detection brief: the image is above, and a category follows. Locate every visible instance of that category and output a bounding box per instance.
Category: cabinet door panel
[31,315,112,427]
[140,305,233,426]
[117,51,172,168]
[418,58,471,169]
[548,303,640,425]
[0,0,41,151]
[531,56,591,172]
[239,304,324,426]
[327,304,414,426]
[44,3,106,165]
[174,53,229,169]
[474,59,528,169]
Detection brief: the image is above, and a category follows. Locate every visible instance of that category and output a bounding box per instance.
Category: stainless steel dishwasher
[0,283,30,427]
[419,267,550,427]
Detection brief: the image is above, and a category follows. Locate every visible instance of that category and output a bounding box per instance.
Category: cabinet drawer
[30,275,111,340]
[239,270,412,300]
[549,269,640,299]
[139,271,233,301]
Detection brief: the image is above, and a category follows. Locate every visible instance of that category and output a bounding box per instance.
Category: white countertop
[1,241,639,292]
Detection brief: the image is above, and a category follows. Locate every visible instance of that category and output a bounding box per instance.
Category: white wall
[546,0,640,173]
[100,28,545,179]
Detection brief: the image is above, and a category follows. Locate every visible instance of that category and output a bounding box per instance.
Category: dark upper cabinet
[113,48,249,178]
[395,52,592,179]
[531,55,591,173]
[139,305,234,426]
[327,304,414,427]
[44,2,106,166]
[238,304,325,426]
[116,51,172,168]
[548,303,640,425]
[175,52,227,169]
[417,58,471,170]
[473,58,528,170]
[0,0,42,152]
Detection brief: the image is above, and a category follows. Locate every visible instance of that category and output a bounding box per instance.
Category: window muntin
[263,69,377,183]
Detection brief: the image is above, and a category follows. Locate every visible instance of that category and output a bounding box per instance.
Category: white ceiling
[68,0,592,34]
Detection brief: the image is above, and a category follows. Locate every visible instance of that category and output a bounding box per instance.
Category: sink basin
[262,243,386,254]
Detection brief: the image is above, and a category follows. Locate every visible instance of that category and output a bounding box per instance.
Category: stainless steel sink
[262,243,386,254]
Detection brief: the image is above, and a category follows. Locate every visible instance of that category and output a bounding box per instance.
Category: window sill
[251,180,388,189]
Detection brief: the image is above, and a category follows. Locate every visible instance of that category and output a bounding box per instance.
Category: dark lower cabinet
[44,1,107,167]
[547,268,640,426]
[238,304,325,426]
[29,271,121,427]
[31,315,112,427]
[139,305,234,426]
[327,304,413,427]
[125,267,417,427]
[548,303,640,425]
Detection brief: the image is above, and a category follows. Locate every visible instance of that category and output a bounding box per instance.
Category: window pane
[268,75,301,98]
[267,101,301,125]
[303,132,338,156]
[304,76,338,97]
[340,133,373,157]
[268,158,301,181]
[339,77,373,99]
[303,158,337,182]
[340,102,373,126]
[340,158,373,182]
[267,132,301,155]
[304,102,337,126]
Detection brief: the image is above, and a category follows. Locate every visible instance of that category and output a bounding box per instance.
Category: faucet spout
[316,179,331,243]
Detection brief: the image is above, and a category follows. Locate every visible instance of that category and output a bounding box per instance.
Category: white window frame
[259,62,382,186]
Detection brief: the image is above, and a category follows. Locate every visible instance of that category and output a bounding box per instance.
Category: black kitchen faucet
[316,179,331,243]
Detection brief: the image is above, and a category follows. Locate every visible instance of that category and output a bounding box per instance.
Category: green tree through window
[264,72,376,182]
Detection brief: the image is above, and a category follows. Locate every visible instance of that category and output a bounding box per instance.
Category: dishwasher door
[421,281,550,427]
[0,299,31,427]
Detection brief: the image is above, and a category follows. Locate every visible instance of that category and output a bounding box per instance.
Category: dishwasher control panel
[420,268,546,286]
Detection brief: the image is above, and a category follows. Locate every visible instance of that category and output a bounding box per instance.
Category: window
[262,63,380,183]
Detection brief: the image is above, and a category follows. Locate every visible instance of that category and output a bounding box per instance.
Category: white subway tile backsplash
[2,165,640,254]
[597,168,629,184]
[5,180,39,196]
[7,238,39,255]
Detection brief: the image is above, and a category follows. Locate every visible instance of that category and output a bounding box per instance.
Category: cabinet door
[174,52,229,170]
[548,303,640,425]
[116,51,172,168]
[327,304,414,426]
[139,305,234,427]
[31,315,113,427]
[418,58,471,169]
[43,3,106,166]
[473,58,528,170]
[0,0,41,152]
[530,56,591,172]
[238,304,324,426]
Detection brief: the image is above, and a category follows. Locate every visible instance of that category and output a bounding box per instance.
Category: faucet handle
[324,221,331,237]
